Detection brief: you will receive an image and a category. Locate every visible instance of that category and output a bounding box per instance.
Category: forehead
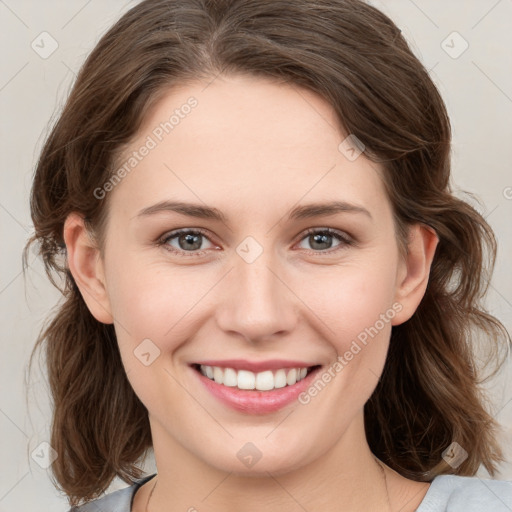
[108,74,390,222]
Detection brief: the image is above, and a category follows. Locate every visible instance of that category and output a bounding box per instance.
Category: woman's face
[73,74,431,475]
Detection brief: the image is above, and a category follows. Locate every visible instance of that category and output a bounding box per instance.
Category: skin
[64,74,438,511]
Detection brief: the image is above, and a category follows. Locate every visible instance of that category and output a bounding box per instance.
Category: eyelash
[157,227,354,258]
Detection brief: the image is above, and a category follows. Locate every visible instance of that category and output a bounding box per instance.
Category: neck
[145,412,402,512]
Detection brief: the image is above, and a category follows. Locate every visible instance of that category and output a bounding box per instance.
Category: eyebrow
[134,200,372,222]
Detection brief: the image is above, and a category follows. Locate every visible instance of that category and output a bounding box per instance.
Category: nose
[215,243,297,344]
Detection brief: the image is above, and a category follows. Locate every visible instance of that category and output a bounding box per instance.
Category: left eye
[297,228,352,252]
[159,228,352,256]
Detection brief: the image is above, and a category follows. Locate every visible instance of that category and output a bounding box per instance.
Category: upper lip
[191,359,319,372]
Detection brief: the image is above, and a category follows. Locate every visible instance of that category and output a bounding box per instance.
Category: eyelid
[157,226,354,257]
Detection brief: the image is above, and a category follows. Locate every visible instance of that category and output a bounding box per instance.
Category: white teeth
[237,370,256,390]
[223,367,238,387]
[286,368,297,385]
[198,365,312,390]
[213,366,223,384]
[255,370,274,391]
[274,369,287,388]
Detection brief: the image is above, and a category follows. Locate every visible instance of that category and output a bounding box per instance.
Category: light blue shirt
[69,473,512,511]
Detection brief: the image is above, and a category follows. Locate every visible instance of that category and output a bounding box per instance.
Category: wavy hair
[24,0,511,506]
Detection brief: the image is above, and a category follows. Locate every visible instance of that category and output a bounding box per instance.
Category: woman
[24,0,512,510]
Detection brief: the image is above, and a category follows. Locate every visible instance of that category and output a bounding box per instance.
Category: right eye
[158,228,218,257]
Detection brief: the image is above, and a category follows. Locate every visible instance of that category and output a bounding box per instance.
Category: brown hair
[24,0,511,506]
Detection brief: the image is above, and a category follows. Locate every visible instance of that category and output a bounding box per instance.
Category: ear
[392,223,439,326]
[63,212,114,324]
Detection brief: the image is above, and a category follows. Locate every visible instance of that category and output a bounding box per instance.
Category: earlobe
[392,224,439,326]
[63,212,114,324]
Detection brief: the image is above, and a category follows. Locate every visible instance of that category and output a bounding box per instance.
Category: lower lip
[192,366,322,414]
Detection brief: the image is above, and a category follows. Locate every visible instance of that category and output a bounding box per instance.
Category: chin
[200,440,317,477]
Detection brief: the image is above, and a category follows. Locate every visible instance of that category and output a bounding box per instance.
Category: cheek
[294,273,395,424]
[307,258,398,343]
[299,256,398,396]
[104,253,192,350]
[105,260,198,407]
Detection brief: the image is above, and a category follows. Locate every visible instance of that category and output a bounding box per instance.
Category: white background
[0,0,511,510]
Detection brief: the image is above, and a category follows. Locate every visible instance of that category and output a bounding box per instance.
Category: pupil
[181,233,201,250]
[311,233,331,250]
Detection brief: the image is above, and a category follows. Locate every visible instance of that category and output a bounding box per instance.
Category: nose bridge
[216,236,296,342]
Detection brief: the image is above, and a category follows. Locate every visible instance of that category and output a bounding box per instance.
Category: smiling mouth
[191,363,321,391]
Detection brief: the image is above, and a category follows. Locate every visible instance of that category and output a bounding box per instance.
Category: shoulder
[67,474,157,512]
[417,474,512,512]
